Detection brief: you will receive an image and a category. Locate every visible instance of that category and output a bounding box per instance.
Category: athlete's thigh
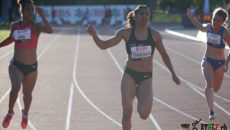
[8,64,24,89]
[213,65,225,92]
[136,78,153,111]
[22,71,38,94]
[201,61,214,83]
[121,73,136,108]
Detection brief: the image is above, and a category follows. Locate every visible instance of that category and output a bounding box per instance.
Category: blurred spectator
[149,8,153,23]
[165,6,171,14]
[104,6,111,25]
[190,5,196,16]
[227,5,230,28]
[8,6,13,22]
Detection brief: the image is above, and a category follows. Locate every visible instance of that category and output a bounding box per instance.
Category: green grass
[151,10,182,24]
[0,30,10,42]
[0,22,11,41]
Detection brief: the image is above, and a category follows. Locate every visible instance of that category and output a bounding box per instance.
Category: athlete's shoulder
[10,21,20,31]
[116,27,131,36]
[149,27,161,39]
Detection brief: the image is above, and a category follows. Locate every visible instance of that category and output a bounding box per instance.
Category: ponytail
[126,11,135,28]
[17,0,33,11]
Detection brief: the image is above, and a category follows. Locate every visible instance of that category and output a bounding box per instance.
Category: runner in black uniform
[87,5,180,130]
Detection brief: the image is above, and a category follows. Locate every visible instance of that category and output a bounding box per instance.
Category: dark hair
[126,5,149,28]
[17,0,33,11]
[213,7,228,28]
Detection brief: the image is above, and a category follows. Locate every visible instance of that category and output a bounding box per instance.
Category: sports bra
[207,26,225,49]
[13,21,38,49]
[125,27,155,60]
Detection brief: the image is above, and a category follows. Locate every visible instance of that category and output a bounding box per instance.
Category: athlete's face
[21,4,35,21]
[212,15,224,28]
[135,8,150,25]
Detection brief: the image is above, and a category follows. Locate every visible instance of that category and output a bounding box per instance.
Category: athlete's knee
[138,110,150,120]
[22,91,32,97]
[10,87,20,94]
[213,86,220,92]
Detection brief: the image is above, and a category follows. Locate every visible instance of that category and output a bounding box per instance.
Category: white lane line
[106,49,162,130]
[154,59,230,116]
[0,33,46,61]
[16,98,37,130]
[0,50,13,60]
[103,26,161,129]
[149,115,162,130]
[0,31,62,105]
[37,32,62,59]
[65,82,74,130]
[165,29,200,41]
[166,46,230,79]
[154,97,207,124]
[166,46,230,102]
[106,26,228,123]
[0,88,10,104]
[165,28,230,50]
[72,29,122,127]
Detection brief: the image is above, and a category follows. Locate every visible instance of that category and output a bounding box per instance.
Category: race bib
[14,29,31,42]
[131,46,152,59]
[207,33,221,45]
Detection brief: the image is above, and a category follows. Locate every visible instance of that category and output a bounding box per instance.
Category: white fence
[35,5,136,25]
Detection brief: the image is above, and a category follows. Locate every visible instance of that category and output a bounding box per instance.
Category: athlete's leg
[22,70,37,116]
[213,65,225,92]
[201,61,214,112]
[8,64,24,114]
[136,78,152,120]
[121,73,136,130]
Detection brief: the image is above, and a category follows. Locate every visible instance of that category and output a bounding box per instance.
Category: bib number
[207,33,221,45]
[14,29,31,42]
[131,46,152,59]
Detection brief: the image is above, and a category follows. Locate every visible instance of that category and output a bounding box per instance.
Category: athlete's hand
[172,74,180,85]
[224,64,229,72]
[86,24,96,37]
[187,8,192,19]
[36,7,45,18]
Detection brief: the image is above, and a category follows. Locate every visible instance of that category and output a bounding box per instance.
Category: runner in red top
[1,0,52,129]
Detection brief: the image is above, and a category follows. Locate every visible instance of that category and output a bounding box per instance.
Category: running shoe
[21,109,28,129]
[209,110,216,120]
[2,112,14,128]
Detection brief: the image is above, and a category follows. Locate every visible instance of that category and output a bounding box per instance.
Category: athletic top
[13,21,38,49]
[125,27,155,60]
[207,26,226,49]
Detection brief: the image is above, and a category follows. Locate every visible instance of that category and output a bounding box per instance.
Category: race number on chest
[131,45,152,59]
[207,33,221,45]
[14,29,31,41]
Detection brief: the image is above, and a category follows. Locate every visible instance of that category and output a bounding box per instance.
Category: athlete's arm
[87,24,124,50]
[187,8,210,32]
[0,22,15,48]
[154,30,180,85]
[35,7,52,34]
[223,29,230,72]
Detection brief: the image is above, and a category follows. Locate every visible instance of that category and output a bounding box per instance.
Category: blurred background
[1,0,230,27]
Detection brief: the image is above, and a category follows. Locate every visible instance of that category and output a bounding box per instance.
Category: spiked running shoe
[21,109,28,129]
[209,110,216,120]
[2,113,14,128]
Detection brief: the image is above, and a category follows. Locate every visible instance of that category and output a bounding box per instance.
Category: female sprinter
[187,7,230,120]
[87,5,180,130]
[0,0,52,128]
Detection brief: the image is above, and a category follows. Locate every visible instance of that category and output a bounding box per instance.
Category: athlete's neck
[20,20,31,27]
[135,25,148,33]
[212,26,221,33]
